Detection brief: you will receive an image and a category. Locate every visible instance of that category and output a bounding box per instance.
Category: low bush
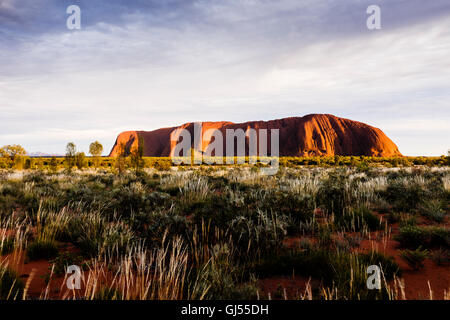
[400,247,428,270]
[253,248,399,299]
[399,215,418,228]
[26,239,59,261]
[337,207,382,232]
[133,211,190,247]
[420,199,446,222]
[49,252,84,275]
[396,225,450,249]
[430,248,450,266]
[428,227,450,248]
[384,180,425,212]
[395,225,429,248]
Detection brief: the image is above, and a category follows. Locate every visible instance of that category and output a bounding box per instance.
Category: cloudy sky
[0,0,449,156]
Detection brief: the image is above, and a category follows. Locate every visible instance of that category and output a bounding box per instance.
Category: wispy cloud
[0,0,449,155]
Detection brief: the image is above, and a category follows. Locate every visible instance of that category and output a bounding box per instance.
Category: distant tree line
[0,143,449,171]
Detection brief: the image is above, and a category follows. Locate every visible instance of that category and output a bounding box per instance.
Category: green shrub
[68,212,135,257]
[191,195,239,231]
[26,239,59,261]
[428,227,450,248]
[260,192,315,225]
[75,152,87,170]
[384,180,425,212]
[400,247,428,270]
[318,173,347,216]
[399,215,418,228]
[253,248,399,299]
[194,245,258,300]
[359,251,401,278]
[49,157,59,173]
[395,225,429,248]
[134,211,190,247]
[229,210,288,260]
[430,248,450,266]
[153,159,172,171]
[49,252,83,275]
[420,199,446,222]
[328,251,395,300]
[337,207,381,232]
[396,225,450,249]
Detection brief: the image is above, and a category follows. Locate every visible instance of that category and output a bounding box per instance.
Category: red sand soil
[1,244,85,299]
[2,213,448,299]
[270,212,449,300]
[258,276,321,300]
[358,220,449,300]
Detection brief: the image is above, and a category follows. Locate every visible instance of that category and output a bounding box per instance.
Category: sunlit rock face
[109,114,402,157]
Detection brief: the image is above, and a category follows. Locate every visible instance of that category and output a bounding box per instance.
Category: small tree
[130,137,145,174]
[114,142,127,175]
[0,144,27,168]
[89,141,103,168]
[37,158,44,171]
[13,155,26,170]
[49,157,58,173]
[65,142,77,171]
[154,159,171,171]
[75,152,87,170]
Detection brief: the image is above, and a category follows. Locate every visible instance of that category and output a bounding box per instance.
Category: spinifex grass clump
[0,263,24,300]
[133,210,190,247]
[74,239,198,300]
[336,206,382,232]
[420,199,446,222]
[229,209,289,260]
[26,239,58,261]
[26,207,68,261]
[317,171,348,216]
[400,247,428,270]
[0,218,28,257]
[399,214,418,228]
[49,252,84,275]
[395,225,450,249]
[189,242,258,300]
[383,175,427,212]
[64,210,136,257]
[430,248,450,266]
[252,248,400,300]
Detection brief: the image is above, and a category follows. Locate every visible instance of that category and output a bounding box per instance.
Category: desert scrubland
[0,163,449,300]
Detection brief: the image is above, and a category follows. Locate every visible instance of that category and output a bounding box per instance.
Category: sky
[0,0,449,156]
